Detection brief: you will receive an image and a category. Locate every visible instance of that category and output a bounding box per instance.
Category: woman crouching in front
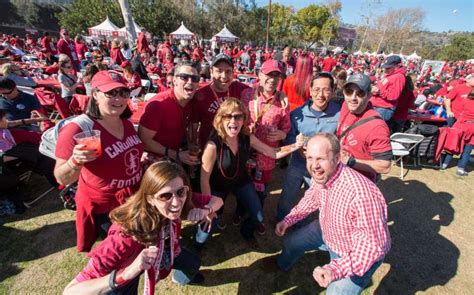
[63,161,211,294]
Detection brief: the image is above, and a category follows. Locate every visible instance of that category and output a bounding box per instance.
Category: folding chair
[141,79,151,93]
[390,133,425,179]
[130,87,142,99]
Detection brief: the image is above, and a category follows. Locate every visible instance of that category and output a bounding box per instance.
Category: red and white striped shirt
[283,163,391,281]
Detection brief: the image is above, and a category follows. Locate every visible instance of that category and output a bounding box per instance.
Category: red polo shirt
[446,83,471,118]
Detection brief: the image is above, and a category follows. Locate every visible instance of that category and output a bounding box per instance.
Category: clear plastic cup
[73,130,102,157]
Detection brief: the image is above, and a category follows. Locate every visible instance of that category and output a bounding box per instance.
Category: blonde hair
[109,161,193,245]
[111,39,120,49]
[212,97,250,141]
[0,63,19,76]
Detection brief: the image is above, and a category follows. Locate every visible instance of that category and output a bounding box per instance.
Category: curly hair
[212,97,250,141]
[110,161,193,246]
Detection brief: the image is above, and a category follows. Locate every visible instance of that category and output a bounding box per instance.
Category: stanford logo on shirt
[207,97,226,114]
[125,148,141,176]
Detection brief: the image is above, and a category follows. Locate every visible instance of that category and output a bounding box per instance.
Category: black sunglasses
[63,65,72,69]
[156,186,189,202]
[104,88,131,98]
[176,73,200,83]
[343,88,367,98]
[222,113,244,121]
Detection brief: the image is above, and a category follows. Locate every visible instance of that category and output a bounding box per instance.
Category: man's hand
[275,221,289,237]
[178,150,200,166]
[313,267,333,288]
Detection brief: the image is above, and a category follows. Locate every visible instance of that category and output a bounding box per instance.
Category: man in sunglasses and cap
[139,61,201,167]
[191,53,249,147]
[370,55,407,122]
[337,73,392,183]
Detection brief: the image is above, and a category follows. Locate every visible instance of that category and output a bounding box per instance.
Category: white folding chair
[141,79,151,93]
[129,87,142,99]
[390,133,425,179]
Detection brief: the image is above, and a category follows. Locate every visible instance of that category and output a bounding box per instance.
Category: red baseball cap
[260,59,282,75]
[91,71,128,92]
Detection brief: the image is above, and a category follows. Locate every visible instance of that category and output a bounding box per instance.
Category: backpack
[406,124,440,161]
[39,114,94,159]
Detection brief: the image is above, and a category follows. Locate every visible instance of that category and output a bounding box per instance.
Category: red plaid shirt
[283,163,391,281]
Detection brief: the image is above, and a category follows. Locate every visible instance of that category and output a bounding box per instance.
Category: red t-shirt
[56,119,144,251]
[57,38,79,64]
[75,42,87,60]
[110,47,126,65]
[446,83,471,118]
[191,81,249,146]
[139,89,191,151]
[322,57,337,72]
[459,96,474,121]
[336,104,392,181]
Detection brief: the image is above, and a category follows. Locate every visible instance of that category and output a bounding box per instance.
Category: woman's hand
[72,144,98,165]
[121,247,159,281]
[187,208,208,223]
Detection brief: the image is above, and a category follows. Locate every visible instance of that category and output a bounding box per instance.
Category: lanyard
[210,82,230,104]
[253,88,276,126]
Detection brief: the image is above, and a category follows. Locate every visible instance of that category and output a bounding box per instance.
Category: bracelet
[67,158,82,171]
[109,268,126,290]
[70,157,82,167]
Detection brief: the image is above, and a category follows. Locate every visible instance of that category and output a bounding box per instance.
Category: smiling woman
[54,70,144,253]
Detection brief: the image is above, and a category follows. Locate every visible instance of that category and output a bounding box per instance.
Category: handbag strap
[338,116,381,140]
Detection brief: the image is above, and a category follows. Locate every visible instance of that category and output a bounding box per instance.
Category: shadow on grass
[375,177,458,294]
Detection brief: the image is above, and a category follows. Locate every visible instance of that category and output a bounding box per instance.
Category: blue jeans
[443,144,473,170]
[277,220,382,295]
[276,159,312,222]
[374,107,395,122]
[172,247,201,285]
[196,181,264,242]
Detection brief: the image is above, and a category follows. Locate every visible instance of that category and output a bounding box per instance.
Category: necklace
[219,139,240,180]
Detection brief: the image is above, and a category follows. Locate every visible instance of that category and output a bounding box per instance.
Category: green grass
[1,165,473,294]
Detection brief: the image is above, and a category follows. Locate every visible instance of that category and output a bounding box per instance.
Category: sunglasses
[222,113,244,121]
[63,65,72,69]
[156,186,189,202]
[104,88,131,98]
[176,73,200,83]
[343,88,367,98]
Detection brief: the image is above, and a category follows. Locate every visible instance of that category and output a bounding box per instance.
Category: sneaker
[216,217,227,230]
[456,170,469,176]
[440,163,448,170]
[256,223,266,235]
[232,214,242,226]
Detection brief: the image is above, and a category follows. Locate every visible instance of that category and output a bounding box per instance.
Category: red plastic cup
[73,130,102,157]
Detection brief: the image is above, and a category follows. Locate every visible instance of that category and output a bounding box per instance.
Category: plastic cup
[73,130,102,157]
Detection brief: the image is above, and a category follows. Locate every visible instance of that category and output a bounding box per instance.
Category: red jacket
[370,67,406,109]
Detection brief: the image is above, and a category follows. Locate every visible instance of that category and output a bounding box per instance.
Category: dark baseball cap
[382,55,401,68]
[343,73,372,93]
[211,53,233,68]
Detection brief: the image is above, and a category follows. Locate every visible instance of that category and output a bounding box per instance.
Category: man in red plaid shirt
[274,133,391,294]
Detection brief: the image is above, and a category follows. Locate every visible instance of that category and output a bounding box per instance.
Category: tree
[268,4,295,45]
[293,4,338,48]
[437,34,474,61]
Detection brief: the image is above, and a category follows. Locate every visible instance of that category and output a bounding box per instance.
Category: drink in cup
[73,130,102,157]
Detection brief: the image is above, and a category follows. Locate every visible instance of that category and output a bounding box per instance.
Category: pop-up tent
[88,17,120,37]
[118,19,142,37]
[407,51,422,60]
[212,25,239,43]
[169,22,196,40]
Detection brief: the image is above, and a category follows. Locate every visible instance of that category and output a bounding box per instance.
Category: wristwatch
[347,156,356,168]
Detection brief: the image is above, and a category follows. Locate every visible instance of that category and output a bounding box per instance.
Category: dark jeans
[213,181,264,240]
[443,144,473,170]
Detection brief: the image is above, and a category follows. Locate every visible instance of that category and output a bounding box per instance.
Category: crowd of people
[0,28,473,294]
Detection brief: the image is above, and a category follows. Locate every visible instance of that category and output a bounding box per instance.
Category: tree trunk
[118,0,137,46]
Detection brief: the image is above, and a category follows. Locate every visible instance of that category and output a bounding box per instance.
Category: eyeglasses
[222,113,244,121]
[156,185,189,202]
[104,88,131,98]
[0,88,15,96]
[176,73,200,83]
[343,88,367,98]
[311,88,332,95]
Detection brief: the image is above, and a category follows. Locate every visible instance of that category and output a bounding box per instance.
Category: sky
[254,0,474,32]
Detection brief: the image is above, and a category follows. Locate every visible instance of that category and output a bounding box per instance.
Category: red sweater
[370,67,407,109]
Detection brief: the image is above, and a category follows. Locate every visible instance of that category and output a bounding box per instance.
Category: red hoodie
[370,67,406,109]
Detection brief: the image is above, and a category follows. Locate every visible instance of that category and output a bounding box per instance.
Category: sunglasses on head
[176,73,200,83]
[104,88,131,98]
[343,88,367,98]
[222,113,244,121]
[156,186,189,202]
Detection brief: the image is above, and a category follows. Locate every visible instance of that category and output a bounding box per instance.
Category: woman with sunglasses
[54,70,144,252]
[199,98,304,248]
[58,54,78,105]
[64,161,217,294]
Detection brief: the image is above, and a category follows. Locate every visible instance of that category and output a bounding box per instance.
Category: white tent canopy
[353,50,362,56]
[169,22,196,40]
[212,25,239,43]
[88,17,120,37]
[408,51,422,60]
[118,19,142,33]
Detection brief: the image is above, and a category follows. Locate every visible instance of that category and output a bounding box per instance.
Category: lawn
[0,164,473,294]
